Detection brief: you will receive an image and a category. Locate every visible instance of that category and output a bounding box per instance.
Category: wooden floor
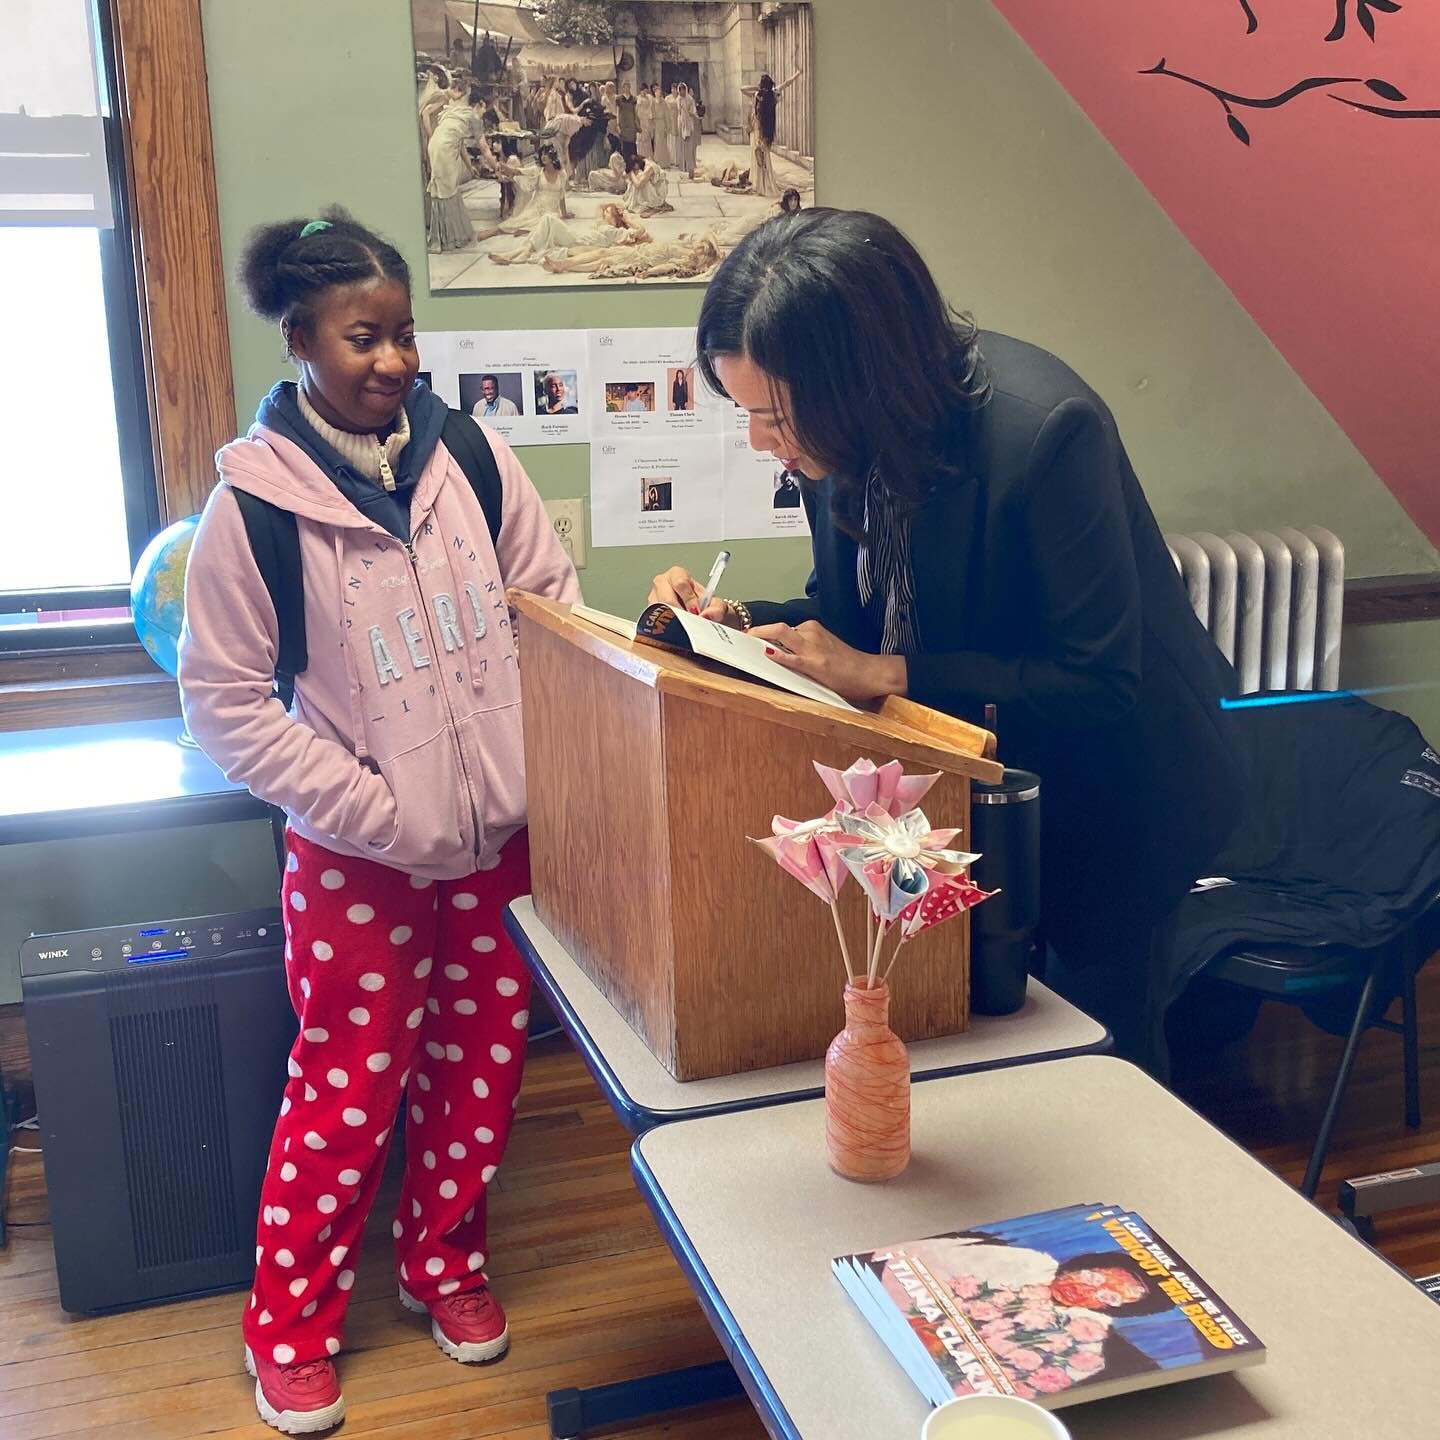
[2,964,1437,1439]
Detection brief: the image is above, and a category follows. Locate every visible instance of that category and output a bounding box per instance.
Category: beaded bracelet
[720,598,753,631]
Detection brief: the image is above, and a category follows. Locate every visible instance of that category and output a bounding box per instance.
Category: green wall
[203,0,812,614]
[4,0,1435,1004]
[203,0,1435,600]
[202,0,1439,732]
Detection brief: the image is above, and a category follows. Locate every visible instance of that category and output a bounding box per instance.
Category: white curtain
[0,0,113,225]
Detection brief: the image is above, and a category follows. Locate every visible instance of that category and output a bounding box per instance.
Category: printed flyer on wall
[590,433,725,547]
[720,407,810,539]
[586,327,722,442]
[417,328,588,446]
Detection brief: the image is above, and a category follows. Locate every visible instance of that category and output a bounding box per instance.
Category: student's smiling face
[290,278,417,435]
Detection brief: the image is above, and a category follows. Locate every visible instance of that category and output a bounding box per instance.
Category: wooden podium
[514,596,1003,1081]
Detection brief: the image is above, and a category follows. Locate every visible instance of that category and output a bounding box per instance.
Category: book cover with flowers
[834,1204,1265,1410]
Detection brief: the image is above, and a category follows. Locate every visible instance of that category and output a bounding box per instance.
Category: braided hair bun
[236,206,410,337]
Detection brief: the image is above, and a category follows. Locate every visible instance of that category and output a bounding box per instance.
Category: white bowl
[922,1393,1072,1440]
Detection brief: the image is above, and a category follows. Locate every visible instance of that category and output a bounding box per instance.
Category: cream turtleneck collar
[297,383,411,491]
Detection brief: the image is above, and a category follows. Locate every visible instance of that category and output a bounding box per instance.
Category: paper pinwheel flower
[814,757,941,818]
[897,871,994,940]
[751,758,994,986]
[752,813,849,904]
[829,805,981,921]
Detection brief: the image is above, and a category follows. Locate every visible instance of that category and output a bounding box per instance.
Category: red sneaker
[400,1282,510,1363]
[244,1345,345,1434]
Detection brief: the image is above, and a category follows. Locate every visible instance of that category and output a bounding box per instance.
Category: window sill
[1344,573,1440,627]
[0,645,178,732]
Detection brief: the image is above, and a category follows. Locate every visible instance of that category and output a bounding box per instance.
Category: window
[0,0,157,649]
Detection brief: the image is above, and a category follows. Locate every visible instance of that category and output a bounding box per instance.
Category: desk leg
[546,1360,744,1438]
[268,805,287,875]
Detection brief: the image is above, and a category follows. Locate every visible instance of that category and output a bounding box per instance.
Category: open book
[834,1203,1264,1411]
[571,603,856,712]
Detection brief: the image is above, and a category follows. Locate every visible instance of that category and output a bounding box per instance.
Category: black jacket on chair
[747,333,1248,962]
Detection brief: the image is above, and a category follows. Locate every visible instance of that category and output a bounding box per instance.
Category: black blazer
[748,333,1247,960]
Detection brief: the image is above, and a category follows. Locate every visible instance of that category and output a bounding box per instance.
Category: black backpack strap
[232,486,306,710]
[442,410,504,550]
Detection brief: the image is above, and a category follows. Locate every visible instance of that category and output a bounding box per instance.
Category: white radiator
[1165,528,1344,694]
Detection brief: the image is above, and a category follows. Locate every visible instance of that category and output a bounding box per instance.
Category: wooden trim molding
[111,0,234,524]
[0,646,178,733]
[1344,573,1440,627]
[0,0,232,729]
[0,672,178,734]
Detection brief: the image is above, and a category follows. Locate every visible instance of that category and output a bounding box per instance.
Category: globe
[130,515,198,679]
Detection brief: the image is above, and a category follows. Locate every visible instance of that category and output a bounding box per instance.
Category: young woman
[652,82,674,169]
[543,77,566,124]
[671,82,697,176]
[539,102,598,188]
[779,187,802,214]
[179,210,579,1434]
[662,84,682,169]
[491,200,647,269]
[636,82,654,160]
[585,92,613,178]
[418,69,463,195]
[474,143,569,241]
[671,367,690,413]
[616,79,639,160]
[647,210,1247,1072]
[544,232,721,281]
[426,87,493,251]
[602,79,620,145]
[589,150,628,196]
[563,99,609,189]
[492,150,523,223]
[741,69,802,198]
[623,151,672,217]
[708,160,750,190]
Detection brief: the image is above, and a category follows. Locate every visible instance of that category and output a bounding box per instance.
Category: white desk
[506,897,1109,1133]
[634,1055,1440,1439]
[0,718,264,845]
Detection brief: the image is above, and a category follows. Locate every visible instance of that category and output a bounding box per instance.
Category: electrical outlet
[544,498,586,570]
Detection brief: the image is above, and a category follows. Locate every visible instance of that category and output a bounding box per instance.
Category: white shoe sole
[243,1346,346,1434]
[398,1285,510,1363]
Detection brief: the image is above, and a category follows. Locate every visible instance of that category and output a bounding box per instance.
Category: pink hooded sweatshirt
[178,417,579,880]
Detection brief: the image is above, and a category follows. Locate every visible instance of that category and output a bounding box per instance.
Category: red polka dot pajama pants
[242,829,533,1366]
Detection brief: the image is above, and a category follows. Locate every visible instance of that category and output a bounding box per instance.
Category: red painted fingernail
[688,605,700,614]
[765,646,777,656]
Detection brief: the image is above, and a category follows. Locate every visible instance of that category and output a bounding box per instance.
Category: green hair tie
[299,220,333,238]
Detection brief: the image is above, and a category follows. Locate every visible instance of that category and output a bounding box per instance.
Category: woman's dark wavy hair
[696,208,990,528]
[237,205,410,346]
[1053,1252,1175,1320]
[755,73,777,146]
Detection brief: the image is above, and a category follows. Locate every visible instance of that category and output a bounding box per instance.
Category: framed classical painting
[411,1,816,290]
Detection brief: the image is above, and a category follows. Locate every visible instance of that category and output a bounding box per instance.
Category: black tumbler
[968,768,1041,1015]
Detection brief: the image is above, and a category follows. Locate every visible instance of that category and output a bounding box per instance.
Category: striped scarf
[856,470,919,656]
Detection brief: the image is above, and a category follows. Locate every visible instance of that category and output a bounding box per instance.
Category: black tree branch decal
[1326,0,1402,42]
[1141,60,1415,144]
[1235,0,1401,39]
[1333,95,1440,117]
